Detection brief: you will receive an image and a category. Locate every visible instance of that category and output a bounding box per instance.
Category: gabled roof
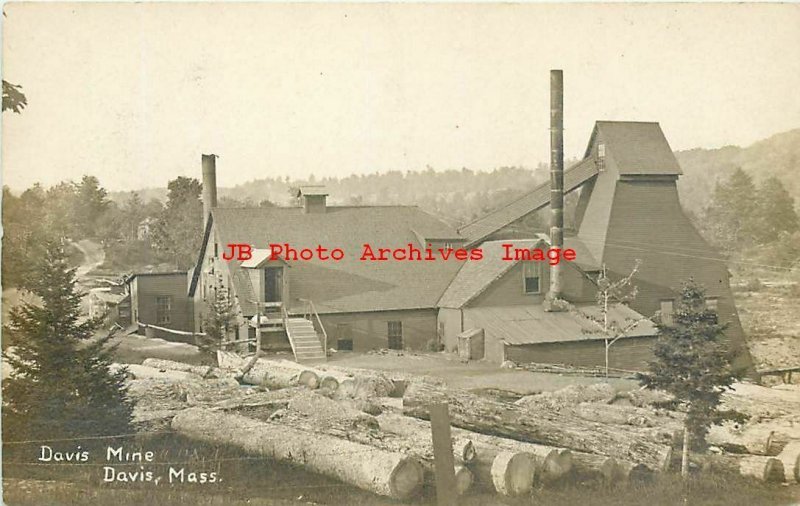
[296,185,329,197]
[438,237,548,308]
[438,235,599,309]
[457,121,682,245]
[464,303,656,346]
[127,271,187,284]
[211,206,465,315]
[591,121,682,176]
[458,157,599,244]
[240,249,290,269]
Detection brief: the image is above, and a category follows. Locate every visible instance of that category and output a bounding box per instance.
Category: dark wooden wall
[319,309,438,352]
[131,274,194,332]
[505,336,657,372]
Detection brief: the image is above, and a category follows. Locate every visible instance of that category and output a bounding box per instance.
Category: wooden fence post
[430,402,457,506]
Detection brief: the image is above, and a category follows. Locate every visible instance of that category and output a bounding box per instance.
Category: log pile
[172,408,425,500]
[127,353,799,497]
[403,381,673,471]
[141,358,215,378]
[265,391,477,495]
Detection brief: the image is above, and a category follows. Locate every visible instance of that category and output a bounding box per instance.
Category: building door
[388,321,403,350]
[264,267,283,303]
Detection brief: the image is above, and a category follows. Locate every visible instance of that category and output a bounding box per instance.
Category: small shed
[457,328,485,361]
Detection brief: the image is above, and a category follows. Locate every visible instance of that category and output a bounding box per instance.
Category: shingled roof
[437,236,598,308]
[438,238,547,308]
[591,121,682,176]
[463,304,655,346]
[211,206,465,315]
[458,121,682,245]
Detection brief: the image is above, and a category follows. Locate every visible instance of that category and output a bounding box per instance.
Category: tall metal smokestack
[548,70,564,301]
[202,154,218,229]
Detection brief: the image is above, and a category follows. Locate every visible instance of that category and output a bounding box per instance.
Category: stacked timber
[516,383,617,407]
[272,391,476,495]
[172,408,425,500]
[241,358,321,388]
[377,412,571,493]
[112,363,202,382]
[141,358,214,378]
[707,423,775,455]
[403,381,673,471]
[720,383,800,419]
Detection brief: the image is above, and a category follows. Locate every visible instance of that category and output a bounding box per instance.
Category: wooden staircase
[284,317,326,362]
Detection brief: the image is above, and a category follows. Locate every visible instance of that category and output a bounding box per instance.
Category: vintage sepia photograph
[2,3,799,505]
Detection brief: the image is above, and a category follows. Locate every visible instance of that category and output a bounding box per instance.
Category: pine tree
[639,279,745,477]
[2,241,133,441]
[754,176,799,244]
[702,168,759,249]
[199,286,237,353]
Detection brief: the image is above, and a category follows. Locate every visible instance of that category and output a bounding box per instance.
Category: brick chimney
[547,70,565,305]
[296,185,328,214]
[202,154,218,228]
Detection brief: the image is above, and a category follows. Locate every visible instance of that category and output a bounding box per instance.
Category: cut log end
[491,451,536,496]
[540,449,573,482]
[454,465,474,496]
[777,440,800,483]
[763,459,785,483]
[388,458,425,500]
[318,375,339,391]
[298,370,320,389]
[739,456,785,483]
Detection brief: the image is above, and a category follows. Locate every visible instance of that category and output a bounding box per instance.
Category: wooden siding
[602,179,754,372]
[469,261,548,308]
[468,259,593,307]
[131,274,194,332]
[505,336,657,372]
[438,307,463,353]
[319,309,438,352]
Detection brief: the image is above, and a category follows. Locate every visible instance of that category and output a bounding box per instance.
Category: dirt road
[72,239,105,278]
[328,351,636,395]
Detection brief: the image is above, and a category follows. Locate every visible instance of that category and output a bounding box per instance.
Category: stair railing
[297,298,328,355]
[279,304,299,359]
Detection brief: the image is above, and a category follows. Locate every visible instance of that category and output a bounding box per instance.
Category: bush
[426,338,444,352]
[742,276,763,292]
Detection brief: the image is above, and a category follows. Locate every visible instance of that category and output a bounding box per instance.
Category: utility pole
[430,403,457,506]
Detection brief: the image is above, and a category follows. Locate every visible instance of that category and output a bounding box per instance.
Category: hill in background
[108,127,800,226]
[676,128,800,216]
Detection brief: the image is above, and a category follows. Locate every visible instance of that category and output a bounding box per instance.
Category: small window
[388,321,403,350]
[523,262,541,294]
[597,143,606,171]
[660,299,674,326]
[706,297,719,312]
[156,296,172,325]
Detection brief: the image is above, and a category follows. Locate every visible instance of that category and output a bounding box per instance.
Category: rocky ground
[734,282,800,375]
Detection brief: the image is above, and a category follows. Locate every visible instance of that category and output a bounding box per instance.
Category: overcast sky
[3,3,799,191]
